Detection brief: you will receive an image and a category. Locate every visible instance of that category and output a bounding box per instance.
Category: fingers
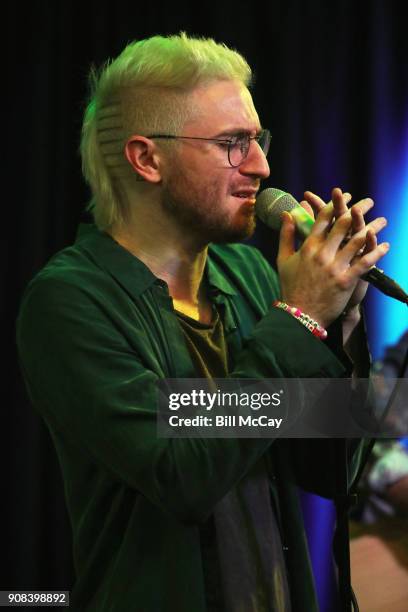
[349,198,374,217]
[303,191,327,214]
[304,188,353,217]
[299,200,315,218]
[331,187,352,218]
[363,228,378,253]
[304,188,372,224]
[350,206,365,234]
[306,187,372,236]
[337,217,387,266]
[308,201,336,236]
[303,188,352,235]
[310,197,374,248]
[277,211,296,264]
[278,186,391,324]
[345,241,390,280]
[286,186,390,298]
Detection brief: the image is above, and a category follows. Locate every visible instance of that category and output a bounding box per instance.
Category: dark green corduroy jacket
[17,225,361,611]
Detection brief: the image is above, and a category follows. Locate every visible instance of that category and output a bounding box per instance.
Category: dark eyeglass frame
[146,128,271,168]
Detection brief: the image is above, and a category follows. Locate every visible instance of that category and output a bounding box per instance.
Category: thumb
[278,211,296,262]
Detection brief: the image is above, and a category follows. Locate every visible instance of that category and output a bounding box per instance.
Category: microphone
[256,187,408,304]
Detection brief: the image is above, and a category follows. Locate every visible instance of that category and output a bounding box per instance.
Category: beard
[160,172,256,244]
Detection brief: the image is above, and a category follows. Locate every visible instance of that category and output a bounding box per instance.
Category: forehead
[184,79,260,134]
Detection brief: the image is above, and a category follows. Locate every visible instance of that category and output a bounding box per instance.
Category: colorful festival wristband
[272,300,328,340]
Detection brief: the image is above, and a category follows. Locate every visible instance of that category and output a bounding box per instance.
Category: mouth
[231,190,258,204]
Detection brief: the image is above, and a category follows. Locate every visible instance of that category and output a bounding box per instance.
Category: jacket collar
[75,224,237,299]
[206,247,237,296]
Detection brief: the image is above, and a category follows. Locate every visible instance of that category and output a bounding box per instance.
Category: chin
[209,218,256,244]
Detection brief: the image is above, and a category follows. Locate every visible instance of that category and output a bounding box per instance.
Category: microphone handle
[362,267,408,304]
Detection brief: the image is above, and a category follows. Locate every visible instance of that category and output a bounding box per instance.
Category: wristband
[272,300,328,340]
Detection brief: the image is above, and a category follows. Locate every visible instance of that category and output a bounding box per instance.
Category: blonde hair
[80,32,252,230]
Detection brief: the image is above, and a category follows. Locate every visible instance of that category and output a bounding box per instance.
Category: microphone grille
[256,188,299,230]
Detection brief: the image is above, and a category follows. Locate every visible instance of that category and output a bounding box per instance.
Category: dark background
[4,0,408,605]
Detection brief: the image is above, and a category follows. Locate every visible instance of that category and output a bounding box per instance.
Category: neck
[108,198,210,311]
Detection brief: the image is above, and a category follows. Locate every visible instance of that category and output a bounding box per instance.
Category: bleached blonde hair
[80,32,252,230]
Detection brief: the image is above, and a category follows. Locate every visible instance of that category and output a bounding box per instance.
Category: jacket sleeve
[16,273,349,524]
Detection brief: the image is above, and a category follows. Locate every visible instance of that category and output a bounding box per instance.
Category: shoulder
[17,249,102,350]
[18,225,156,317]
[17,235,129,350]
[19,244,106,310]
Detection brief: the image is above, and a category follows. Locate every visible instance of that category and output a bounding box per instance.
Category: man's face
[159,79,270,244]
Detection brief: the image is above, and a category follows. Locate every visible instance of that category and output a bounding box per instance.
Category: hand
[277,187,389,328]
[303,187,385,315]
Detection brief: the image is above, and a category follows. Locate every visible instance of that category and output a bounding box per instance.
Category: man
[17,33,389,611]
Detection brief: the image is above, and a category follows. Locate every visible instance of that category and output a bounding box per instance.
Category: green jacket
[17,225,360,611]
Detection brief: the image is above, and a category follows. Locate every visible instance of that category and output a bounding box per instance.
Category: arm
[16,277,274,525]
[17,266,348,525]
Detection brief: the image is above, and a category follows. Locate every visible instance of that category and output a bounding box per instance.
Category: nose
[238,139,270,179]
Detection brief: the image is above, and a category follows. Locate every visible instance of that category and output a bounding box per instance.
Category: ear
[124,136,162,183]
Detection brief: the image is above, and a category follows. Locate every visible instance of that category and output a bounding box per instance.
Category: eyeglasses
[146,128,271,168]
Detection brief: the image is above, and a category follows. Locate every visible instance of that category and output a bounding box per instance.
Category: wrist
[273,300,328,340]
[279,294,327,328]
[342,305,361,325]
[342,305,362,352]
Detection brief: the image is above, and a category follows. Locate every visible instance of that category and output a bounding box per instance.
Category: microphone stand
[333,439,355,612]
[333,342,408,612]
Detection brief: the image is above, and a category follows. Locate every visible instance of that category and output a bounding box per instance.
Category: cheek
[188,173,229,201]
[167,160,234,210]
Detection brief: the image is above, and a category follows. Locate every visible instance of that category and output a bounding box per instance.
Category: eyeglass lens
[228,131,270,167]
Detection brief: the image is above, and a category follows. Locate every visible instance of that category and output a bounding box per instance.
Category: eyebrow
[213,128,263,139]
